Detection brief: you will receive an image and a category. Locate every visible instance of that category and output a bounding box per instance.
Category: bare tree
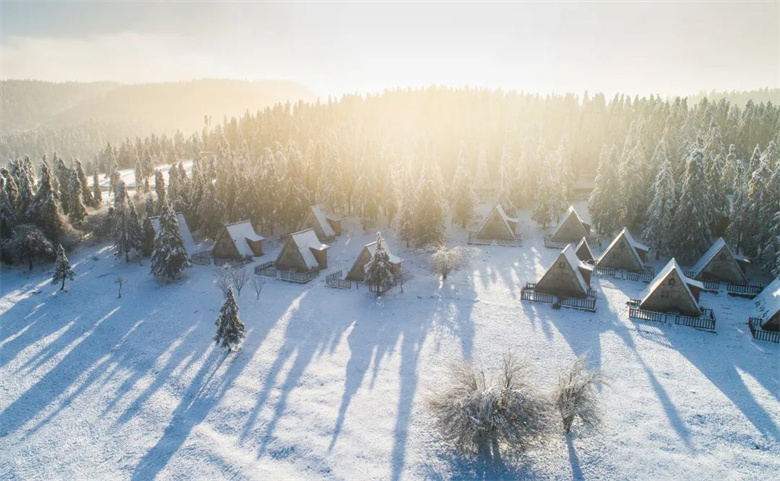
[428,351,552,470]
[251,275,265,300]
[229,266,251,296]
[214,265,232,297]
[553,354,605,434]
[395,264,412,293]
[115,276,126,298]
[432,246,468,280]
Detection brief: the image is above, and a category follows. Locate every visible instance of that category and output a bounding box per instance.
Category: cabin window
[668,277,676,286]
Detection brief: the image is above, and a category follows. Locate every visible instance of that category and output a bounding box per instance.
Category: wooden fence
[191,249,212,266]
[466,232,494,246]
[325,270,352,290]
[674,308,716,332]
[593,266,621,279]
[543,237,569,250]
[368,282,392,295]
[215,256,252,268]
[280,269,319,284]
[748,317,780,343]
[254,261,277,277]
[726,282,763,298]
[520,283,596,312]
[626,270,654,283]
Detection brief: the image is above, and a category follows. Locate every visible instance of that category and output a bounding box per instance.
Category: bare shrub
[214,265,232,297]
[428,352,552,469]
[553,354,605,433]
[115,276,126,298]
[432,246,468,280]
[251,275,265,300]
[229,266,251,296]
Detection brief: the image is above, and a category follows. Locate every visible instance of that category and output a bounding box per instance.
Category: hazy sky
[1,1,778,97]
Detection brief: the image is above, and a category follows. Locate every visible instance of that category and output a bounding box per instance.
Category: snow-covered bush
[428,352,552,467]
[2,224,54,270]
[553,354,605,433]
[432,246,467,280]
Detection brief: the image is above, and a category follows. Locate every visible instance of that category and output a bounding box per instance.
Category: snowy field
[1,202,778,480]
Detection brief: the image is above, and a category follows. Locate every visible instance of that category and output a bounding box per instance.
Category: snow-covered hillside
[1,203,778,480]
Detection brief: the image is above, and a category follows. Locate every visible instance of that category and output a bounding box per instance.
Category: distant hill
[0,79,316,134]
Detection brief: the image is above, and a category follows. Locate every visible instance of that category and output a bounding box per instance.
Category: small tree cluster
[432,246,467,280]
[214,264,251,297]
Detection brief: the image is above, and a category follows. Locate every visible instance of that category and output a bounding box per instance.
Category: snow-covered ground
[1,202,778,480]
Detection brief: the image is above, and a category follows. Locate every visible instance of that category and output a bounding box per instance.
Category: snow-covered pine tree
[397,176,416,248]
[412,171,446,246]
[619,143,648,228]
[141,215,156,256]
[92,170,103,207]
[642,158,676,258]
[726,161,750,254]
[75,160,93,207]
[154,170,166,212]
[773,211,780,278]
[167,163,179,201]
[67,168,88,224]
[151,202,191,280]
[532,153,567,229]
[671,149,712,264]
[743,159,772,258]
[721,144,738,190]
[0,177,17,238]
[27,160,71,244]
[113,181,143,262]
[756,164,780,271]
[364,233,396,295]
[214,287,246,351]
[450,161,477,228]
[55,157,70,215]
[52,244,74,290]
[588,145,621,236]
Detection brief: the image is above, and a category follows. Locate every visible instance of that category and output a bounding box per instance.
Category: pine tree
[589,145,621,236]
[55,157,70,215]
[412,172,446,246]
[141,215,156,256]
[450,161,476,228]
[672,149,712,264]
[214,287,246,351]
[743,160,772,257]
[726,160,749,253]
[27,160,71,244]
[364,233,396,296]
[532,153,567,229]
[397,178,416,248]
[113,182,143,262]
[154,170,166,212]
[92,170,103,207]
[756,164,780,271]
[773,211,780,278]
[7,224,53,270]
[619,143,648,228]
[643,159,676,258]
[151,202,191,280]
[0,178,17,239]
[52,244,74,290]
[67,168,88,224]
[75,160,93,207]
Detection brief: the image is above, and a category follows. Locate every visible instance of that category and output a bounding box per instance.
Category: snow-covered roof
[290,229,328,270]
[689,237,741,279]
[224,221,265,258]
[150,213,196,255]
[366,240,402,265]
[751,278,780,322]
[641,258,704,305]
[574,237,594,261]
[561,245,592,293]
[601,227,647,266]
[311,205,336,238]
[553,205,589,233]
[478,204,517,237]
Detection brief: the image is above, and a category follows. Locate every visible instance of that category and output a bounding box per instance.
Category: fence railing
[674,308,716,332]
[628,306,667,323]
[593,266,621,279]
[215,256,252,268]
[368,282,392,295]
[325,270,352,289]
[520,283,596,311]
[467,232,494,246]
[280,269,319,284]
[543,237,570,250]
[626,270,654,283]
[254,261,277,277]
[726,282,763,298]
[496,237,523,247]
[748,317,780,343]
[191,249,212,266]
[700,279,720,292]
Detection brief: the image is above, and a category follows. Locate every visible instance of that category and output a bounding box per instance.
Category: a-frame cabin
[574,237,595,263]
[688,237,749,284]
[535,245,594,299]
[551,206,591,243]
[750,278,780,331]
[275,229,329,273]
[212,220,265,259]
[345,236,402,282]
[299,205,342,242]
[639,259,704,317]
[596,228,648,272]
[476,204,518,240]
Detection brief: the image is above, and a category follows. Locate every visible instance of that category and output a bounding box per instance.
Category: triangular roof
[538,245,593,296]
[223,221,265,258]
[365,239,402,265]
[477,204,517,239]
[751,278,780,324]
[598,227,648,269]
[689,237,748,282]
[150,212,196,255]
[289,228,328,271]
[551,206,590,240]
[310,205,336,238]
[574,237,595,262]
[640,259,704,315]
